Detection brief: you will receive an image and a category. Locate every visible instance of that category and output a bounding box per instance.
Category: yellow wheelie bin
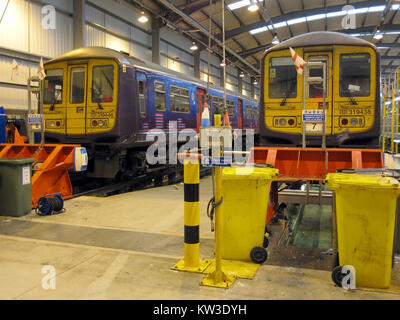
[326,173,400,289]
[220,166,279,263]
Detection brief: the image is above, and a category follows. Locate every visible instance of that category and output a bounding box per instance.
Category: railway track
[73,166,211,198]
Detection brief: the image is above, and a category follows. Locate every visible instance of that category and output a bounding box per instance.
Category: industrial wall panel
[0,86,38,112]
[29,3,73,57]
[0,0,29,52]
[105,33,130,54]
[87,0,151,32]
[86,4,105,25]
[0,56,38,86]
[38,0,74,13]
[131,26,151,48]
[105,14,130,39]
[86,24,106,47]
[130,43,151,62]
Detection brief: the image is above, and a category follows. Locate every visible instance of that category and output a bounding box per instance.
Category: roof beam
[222,0,385,40]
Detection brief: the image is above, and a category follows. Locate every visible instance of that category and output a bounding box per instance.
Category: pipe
[157,0,259,75]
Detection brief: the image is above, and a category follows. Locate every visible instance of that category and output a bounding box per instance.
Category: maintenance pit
[0,175,399,300]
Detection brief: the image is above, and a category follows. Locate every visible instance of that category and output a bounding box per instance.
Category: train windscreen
[339,53,371,97]
[268,56,297,99]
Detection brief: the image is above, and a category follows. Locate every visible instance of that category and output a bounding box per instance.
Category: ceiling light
[272,35,280,45]
[220,61,226,67]
[239,71,244,78]
[190,42,198,51]
[138,10,148,23]
[374,30,384,40]
[253,79,258,85]
[248,0,259,12]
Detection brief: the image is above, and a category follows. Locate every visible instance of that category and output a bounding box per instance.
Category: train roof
[45,46,258,103]
[264,31,377,55]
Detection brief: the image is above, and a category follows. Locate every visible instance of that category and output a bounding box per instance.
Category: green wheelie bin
[0,158,35,217]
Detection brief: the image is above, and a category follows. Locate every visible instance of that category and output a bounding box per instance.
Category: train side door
[237,99,243,129]
[304,52,333,136]
[66,64,87,135]
[196,88,206,131]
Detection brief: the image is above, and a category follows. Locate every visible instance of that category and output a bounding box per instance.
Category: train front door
[303,52,333,139]
[237,99,243,129]
[66,64,88,135]
[196,88,206,131]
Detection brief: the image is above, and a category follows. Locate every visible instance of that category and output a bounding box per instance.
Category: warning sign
[302,110,325,122]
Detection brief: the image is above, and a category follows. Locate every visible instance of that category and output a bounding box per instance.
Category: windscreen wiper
[345,87,358,106]
[91,86,104,110]
[280,93,287,106]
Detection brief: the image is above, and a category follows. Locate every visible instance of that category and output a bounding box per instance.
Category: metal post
[322,61,327,150]
[302,64,306,149]
[382,91,388,152]
[172,157,211,273]
[392,87,396,153]
[202,114,236,288]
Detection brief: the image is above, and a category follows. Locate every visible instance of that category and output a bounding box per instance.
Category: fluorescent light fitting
[228,0,250,10]
[273,21,287,28]
[138,10,148,23]
[306,13,326,22]
[239,72,245,78]
[392,4,400,10]
[248,0,259,12]
[249,26,268,34]
[326,11,346,18]
[287,17,306,25]
[220,61,226,67]
[348,8,368,15]
[368,5,385,12]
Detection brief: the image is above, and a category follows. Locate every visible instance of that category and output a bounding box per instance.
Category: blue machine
[0,107,6,143]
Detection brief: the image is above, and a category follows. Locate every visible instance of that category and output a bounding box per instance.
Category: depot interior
[1,0,400,300]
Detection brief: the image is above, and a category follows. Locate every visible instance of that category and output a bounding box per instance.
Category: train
[42,46,258,180]
[259,31,380,148]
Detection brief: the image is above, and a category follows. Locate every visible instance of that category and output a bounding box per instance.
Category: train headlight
[341,118,349,126]
[92,120,98,127]
[56,121,61,127]
[98,120,104,127]
[288,119,295,126]
[49,121,55,128]
[350,118,358,126]
[279,118,287,126]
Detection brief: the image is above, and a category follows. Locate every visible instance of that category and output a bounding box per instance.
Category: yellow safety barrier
[326,173,400,289]
[172,157,211,273]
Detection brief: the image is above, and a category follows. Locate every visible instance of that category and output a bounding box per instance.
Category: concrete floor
[0,176,399,300]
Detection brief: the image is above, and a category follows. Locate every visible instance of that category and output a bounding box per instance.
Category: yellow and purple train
[43,47,258,179]
[259,31,380,148]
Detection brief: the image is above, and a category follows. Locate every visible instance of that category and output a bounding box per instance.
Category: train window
[268,57,297,99]
[246,105,252,119]
[227,99,235,117]
[308,56,329,99]
[138,80,146,117]
[154,81,166,111]
[170,85,190,113]
[44,69,63,105]
[92,65,114,103]
[212,96,224,115]
[340,53,370,97]
[212,97,234,116]
[70,67,85,104]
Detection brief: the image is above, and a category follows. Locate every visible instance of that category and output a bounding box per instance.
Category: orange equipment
[248,147,384,225]
[0,144,80,208]
[6,123,28,144]
[248,147,383,181]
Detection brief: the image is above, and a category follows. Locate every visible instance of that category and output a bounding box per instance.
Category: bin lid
[0,158,35,165]
[222,166,279,180]
[326,173,400,190]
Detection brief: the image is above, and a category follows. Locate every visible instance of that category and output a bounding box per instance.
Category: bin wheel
[263,236,269,248]
[331,266,345,287]
[250,246,268,264]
